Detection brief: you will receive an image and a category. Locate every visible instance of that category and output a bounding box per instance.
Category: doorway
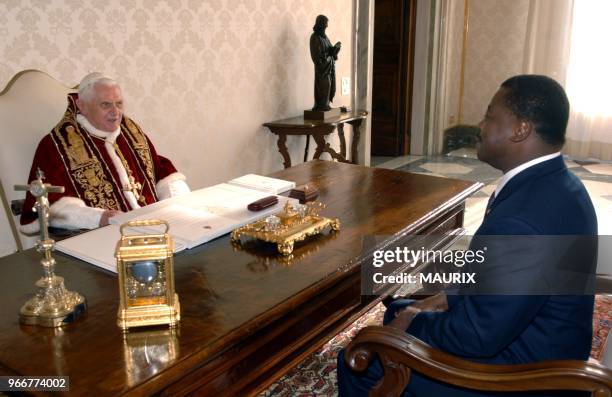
[370,0,417,156]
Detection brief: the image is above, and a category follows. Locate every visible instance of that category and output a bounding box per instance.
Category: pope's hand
[99,210,122,226]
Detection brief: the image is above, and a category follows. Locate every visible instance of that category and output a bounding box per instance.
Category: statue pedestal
[304,108,341,120]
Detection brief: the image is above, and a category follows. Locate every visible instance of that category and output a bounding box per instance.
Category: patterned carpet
[260,303,385,397]
[592,294,612,361]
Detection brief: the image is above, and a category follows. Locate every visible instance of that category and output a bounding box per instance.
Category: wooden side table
[264,110,368,168]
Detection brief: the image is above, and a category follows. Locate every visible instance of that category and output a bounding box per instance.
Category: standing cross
[14,169,86,328]
[15,168,64,242]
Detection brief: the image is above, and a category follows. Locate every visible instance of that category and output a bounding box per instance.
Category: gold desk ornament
[14,168,87,327]
[115,219,180,332]
[231,201,340,255]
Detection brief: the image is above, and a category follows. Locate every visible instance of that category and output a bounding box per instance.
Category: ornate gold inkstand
[231,201,340,255]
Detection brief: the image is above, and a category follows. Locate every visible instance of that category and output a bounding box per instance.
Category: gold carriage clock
[115,220,180,331]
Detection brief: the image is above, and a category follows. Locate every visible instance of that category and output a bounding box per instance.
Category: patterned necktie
[485,192,496,216]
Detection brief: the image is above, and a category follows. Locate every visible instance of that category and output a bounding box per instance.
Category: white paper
[56,183,295,272]
[228,174,295,194]
[56,225,187,274]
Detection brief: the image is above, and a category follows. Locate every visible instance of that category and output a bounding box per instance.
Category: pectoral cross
[124,175,142,201]
[15,168,64,242]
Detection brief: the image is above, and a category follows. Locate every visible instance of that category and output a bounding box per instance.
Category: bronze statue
[310,15,341,112]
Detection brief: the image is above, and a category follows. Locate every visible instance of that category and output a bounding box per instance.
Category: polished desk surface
[0,161,480,396]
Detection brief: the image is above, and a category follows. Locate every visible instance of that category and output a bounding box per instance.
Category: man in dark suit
[337,75,598,396]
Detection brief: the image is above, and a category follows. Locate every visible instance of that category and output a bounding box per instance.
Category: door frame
[353,0,445,161]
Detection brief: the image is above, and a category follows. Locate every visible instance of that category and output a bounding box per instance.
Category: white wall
[461,0,529,125]
[438,0,530,131]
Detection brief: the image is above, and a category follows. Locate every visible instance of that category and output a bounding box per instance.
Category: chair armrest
[344,326,612,397]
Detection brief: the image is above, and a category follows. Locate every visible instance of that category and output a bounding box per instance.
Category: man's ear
[75,97,85,114]
[510,120,532,142]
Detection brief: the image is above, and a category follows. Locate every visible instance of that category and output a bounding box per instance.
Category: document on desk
[109,183,293,248]
[55,225,126,273]
[56,183,295,273]
[227,174,295,194]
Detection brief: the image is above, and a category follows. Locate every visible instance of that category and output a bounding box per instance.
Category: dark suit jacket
[406,156,598,396]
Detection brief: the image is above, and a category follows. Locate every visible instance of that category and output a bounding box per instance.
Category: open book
[56,175,296,273]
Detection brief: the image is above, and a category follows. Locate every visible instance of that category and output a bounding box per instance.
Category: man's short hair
[78,72,119,102]
[501,75,569,146]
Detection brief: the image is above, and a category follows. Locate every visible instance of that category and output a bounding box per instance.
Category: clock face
[131,261,158,283]
[125,260,167,303]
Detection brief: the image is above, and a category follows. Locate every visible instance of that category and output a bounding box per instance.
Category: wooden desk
[264,111,367,168]
[0,161,480,396]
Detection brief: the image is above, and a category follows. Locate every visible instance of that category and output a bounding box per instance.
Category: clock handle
[120,219,170,236]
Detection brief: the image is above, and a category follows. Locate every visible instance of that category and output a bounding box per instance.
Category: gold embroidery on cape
[125,118,147,148]
[65,126,92,168]
[74,164,118,210]
[122,118,156,184]
[52,112,122,211]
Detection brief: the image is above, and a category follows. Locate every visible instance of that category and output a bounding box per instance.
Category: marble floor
[373,149,612,238]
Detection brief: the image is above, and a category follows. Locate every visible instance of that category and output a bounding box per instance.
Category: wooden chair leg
[304,135,310,162]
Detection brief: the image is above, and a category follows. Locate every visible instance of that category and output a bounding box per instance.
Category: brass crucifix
[14,168,87,327]
[15,168,64,243]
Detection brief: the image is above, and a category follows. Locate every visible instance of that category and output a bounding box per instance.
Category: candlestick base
[19,275,87,327]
